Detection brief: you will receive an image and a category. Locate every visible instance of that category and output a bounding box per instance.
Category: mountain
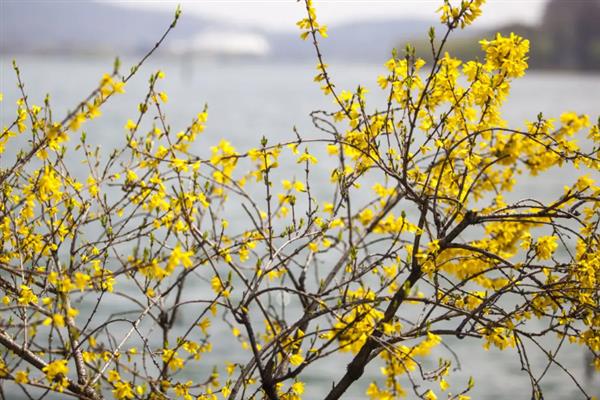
[0,0,446,62]
[266,19,437,62]
[0,0,214,55]
[537,0,600,70]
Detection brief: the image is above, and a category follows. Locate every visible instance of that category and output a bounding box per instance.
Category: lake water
[1,55,599,399]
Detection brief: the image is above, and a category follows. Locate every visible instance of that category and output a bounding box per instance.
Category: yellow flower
[14,370,29,384]
[18,285,38,305]
[82,351,96,363]
[43,359,69,379]
[86,101,102,119]
[108,369,121,382]
[211,276,226,295]
[282,179,293,190]
[126,169,138,182]
[297,151,318,164]
[42,359,69,391]
[113,381,134,400]
[289,352,304,366]
[87,176,99,196]
[574,175,595,191]
[174,380,193,399]
[68,112,86,131]
[291,381,305,395]
[480,32,529,78]
[536,236,558,260]
[424,390,437,400]
[171,157,189,172]
[38,166,63,201]
[74,272,91,291]
[43,313,65,327]
[111,81,125,94]
[124,119,137,131]
[168,244,194,270]
[439,379,449,391]
[222,386,231,398]
[162,349,184,371]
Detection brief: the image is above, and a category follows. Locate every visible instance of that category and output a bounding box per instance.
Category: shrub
[0,1,599,399]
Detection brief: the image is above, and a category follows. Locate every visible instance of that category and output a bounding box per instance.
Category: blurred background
[1,1,599,399]
[2,0,600,69]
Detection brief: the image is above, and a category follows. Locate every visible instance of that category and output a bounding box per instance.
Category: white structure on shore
[169,31,270,57]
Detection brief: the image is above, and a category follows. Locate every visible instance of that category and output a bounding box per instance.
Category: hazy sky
[113,0,549,32]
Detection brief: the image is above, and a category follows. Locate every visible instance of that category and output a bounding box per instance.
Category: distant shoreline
[2,50,599,76]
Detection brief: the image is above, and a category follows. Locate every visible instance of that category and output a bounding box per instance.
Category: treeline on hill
[409,0,600,72]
